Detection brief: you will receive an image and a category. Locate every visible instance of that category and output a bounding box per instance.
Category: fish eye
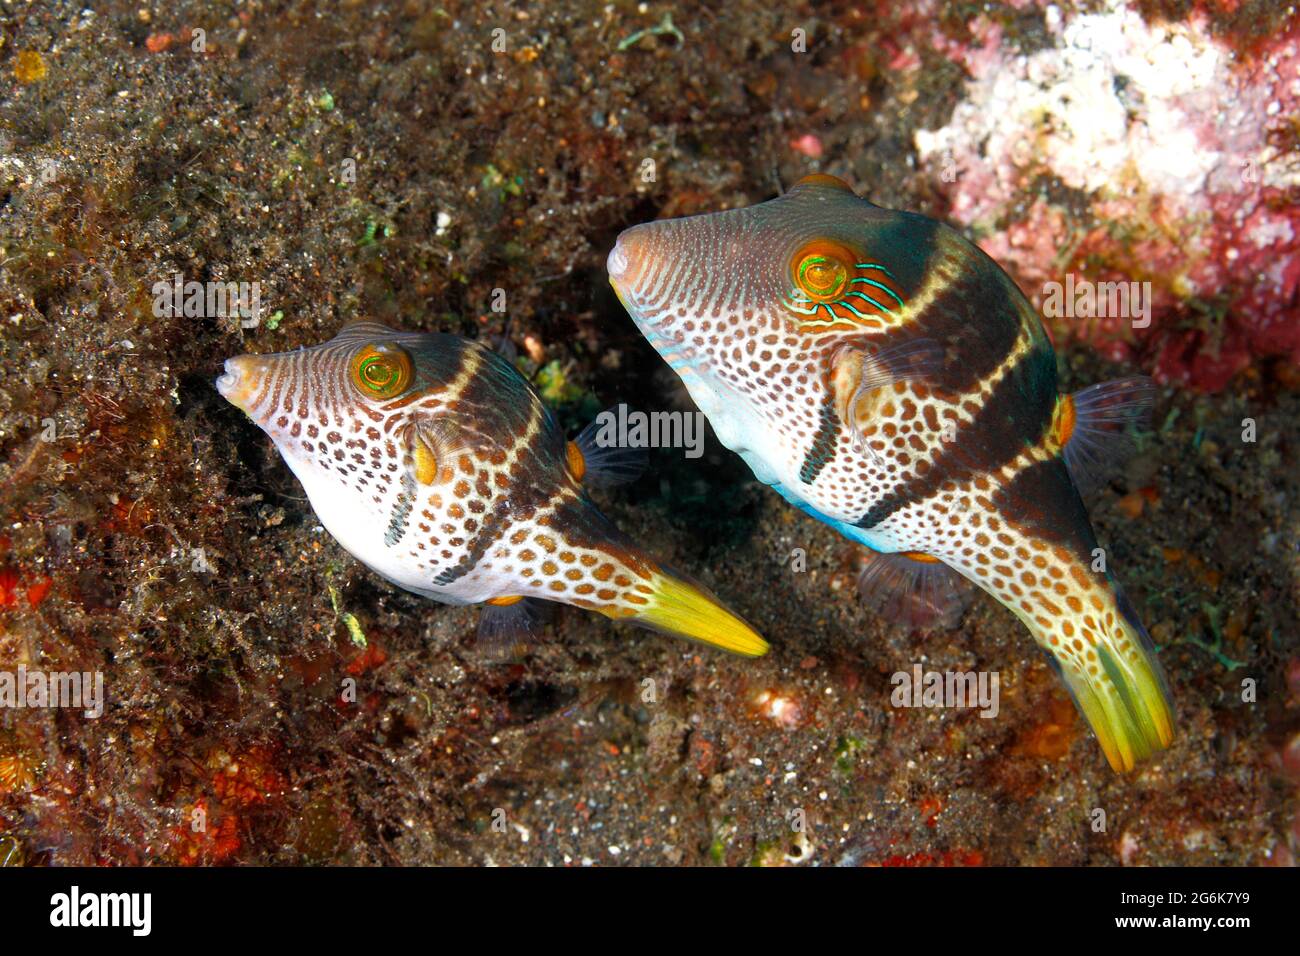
[350,343,413,399]
[792,241,853,303]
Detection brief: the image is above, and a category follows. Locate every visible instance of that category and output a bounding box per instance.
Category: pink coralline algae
[913,3,1300,391]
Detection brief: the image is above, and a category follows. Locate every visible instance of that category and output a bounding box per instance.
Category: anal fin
[856,548,974,632]
[476,596,550,661]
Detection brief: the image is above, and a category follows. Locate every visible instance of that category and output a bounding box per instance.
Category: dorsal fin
[1057,376,1156,492]
[794,173,856,194]
[569,408,648,488]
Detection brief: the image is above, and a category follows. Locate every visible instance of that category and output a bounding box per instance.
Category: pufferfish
[608,174,1174,772]
[216,321,767,659]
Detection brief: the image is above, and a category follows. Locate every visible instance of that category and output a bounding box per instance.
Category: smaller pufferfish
[608,174,1175,772]
[216,321,767,659]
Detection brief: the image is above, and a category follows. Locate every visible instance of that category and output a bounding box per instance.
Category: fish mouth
[607,224,657,310]
[215,355,262,410]
[606,239,630,283]
[215,359,239,397]
[607,237,634,311]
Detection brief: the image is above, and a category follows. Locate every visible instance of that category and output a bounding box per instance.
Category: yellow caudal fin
[609,567,769,658]
[1043,587,1174,772]
[554,495,767,658]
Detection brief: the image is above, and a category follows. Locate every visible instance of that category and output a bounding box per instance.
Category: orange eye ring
[349,343,413,399]
[791,240,854,303]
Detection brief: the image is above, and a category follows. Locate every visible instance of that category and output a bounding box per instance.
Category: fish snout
[607,224,658,303]
[606,236,631,283]
[216,354,268,411]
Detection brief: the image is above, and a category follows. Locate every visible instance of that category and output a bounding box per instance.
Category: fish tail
[548,496,768,658]
[616,564,769,658]
[962,456,1173,771]
[1031,577,1174,772]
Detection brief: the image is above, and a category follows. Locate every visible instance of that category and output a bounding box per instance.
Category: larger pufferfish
[216,322,767,659]
[608,174,1174,772]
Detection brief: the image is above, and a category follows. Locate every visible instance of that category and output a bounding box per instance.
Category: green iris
[359,356,396,390]
[349,343,412,399]
[797,254,848,300]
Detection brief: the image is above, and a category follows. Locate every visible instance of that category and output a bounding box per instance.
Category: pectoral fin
[406,418,473,486]
[831,338,943,459]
